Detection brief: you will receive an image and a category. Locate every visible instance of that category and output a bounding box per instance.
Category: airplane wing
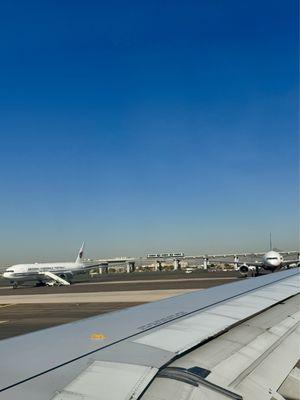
[83,259,134,268]
[0,268,299,400]
[209,259,263,267]
[281,259,300,267]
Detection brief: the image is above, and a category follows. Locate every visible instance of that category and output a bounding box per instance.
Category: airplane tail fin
[269,232,273,251]
[75,242,85,264]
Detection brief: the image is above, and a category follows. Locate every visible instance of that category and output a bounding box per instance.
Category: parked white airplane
[2,243,111,288]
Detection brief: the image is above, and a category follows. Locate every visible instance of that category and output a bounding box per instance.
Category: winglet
[75,242,85,264]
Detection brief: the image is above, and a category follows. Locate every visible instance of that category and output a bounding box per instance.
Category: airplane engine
[239,264,249,275]
[58,272,73,282]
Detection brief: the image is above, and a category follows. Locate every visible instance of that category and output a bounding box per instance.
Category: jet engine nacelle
[58,272,73,282]
[239,264,249,275]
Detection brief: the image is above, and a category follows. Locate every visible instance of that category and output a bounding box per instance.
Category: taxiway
[0,270,238,340]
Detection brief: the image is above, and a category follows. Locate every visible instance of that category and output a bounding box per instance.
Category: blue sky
[0,0,298,263]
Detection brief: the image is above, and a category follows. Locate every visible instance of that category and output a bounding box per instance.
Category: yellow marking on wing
[90,333,107,340]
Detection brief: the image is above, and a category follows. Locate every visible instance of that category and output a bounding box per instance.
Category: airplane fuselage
[239,250,287,276]
[261,250,283,270]
[3,262,85,282]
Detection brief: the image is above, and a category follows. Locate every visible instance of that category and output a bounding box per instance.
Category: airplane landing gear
[35,281,46,287]
[12,282,18,289]
[46,281,60,286]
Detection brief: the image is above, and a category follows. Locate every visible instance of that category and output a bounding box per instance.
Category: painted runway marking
[0,289,198,304]
[74,277,237,286]
[0,320,8,324]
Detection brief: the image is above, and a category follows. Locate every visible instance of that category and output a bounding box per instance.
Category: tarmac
[0,302,142,340]
[0,288,197,304]
[0,270,238,340]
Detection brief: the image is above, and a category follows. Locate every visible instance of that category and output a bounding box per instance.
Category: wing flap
[52,361,158,400]
[133,274,299,354]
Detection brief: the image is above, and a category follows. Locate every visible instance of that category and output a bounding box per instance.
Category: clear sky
[0,0,298,263]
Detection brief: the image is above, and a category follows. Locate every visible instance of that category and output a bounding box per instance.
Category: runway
[0,288,197,304]
[0,271,238,295]
[0,270,238,340]
[0,302,144,340]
